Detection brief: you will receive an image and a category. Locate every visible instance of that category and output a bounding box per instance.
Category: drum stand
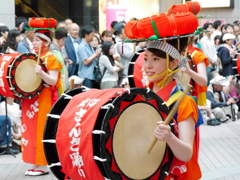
[0,96,16,157]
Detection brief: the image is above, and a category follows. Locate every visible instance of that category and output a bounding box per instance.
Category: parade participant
[124,1,202,179]
[182,39,209,106]
[144,39,201,180]
[21,18,62,176]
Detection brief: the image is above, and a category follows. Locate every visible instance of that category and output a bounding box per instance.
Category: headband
[34,32,51,42]
[146,41,181,61]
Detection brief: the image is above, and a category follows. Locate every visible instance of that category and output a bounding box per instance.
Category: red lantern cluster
[124,1,201,39]
[28,17,57,29]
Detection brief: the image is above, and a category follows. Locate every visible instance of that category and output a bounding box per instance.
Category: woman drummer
[21,18,62,176]
[143,38,202,179]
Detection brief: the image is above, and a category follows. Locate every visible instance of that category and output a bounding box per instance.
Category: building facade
[0,0,240,31]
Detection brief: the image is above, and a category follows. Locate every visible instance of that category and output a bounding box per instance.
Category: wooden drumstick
[37,45,42,65]
[147,84,192,154]
[35,45,42,81]
[69,78,75,90]
[133,42,136,53]
[6,47,10,53]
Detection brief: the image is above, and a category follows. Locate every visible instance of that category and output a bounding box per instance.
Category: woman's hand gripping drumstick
[147,84,192,153]
[35,45,42,81]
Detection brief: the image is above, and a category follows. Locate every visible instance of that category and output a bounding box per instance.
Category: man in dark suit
[65,23,80,76]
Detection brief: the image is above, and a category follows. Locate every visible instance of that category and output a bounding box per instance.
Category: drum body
[0,53,46,99]
[43,87,86,179]
[128,50,147,88]
[47,88,171,180]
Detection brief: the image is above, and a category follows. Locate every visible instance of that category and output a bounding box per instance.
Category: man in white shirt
[200,22,218,84]
[211,20,222,40]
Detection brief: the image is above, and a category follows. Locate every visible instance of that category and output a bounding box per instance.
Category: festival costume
[188,44,210,106]
[21,49,62,165]
[147,80,201,180]
[124,1,203,179]
[21,18,62,165]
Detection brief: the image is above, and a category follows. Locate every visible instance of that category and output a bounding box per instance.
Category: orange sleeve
[177,95,198,124]
[46,55,62,71]
[45,55,62,89]
[193,50,210,67]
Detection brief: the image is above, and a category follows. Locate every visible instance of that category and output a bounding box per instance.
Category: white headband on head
[34,32,51,42]
[146,41,181,61]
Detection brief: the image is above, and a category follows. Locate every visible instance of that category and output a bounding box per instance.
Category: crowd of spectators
[196,20,240,126]
[1,16,240,160]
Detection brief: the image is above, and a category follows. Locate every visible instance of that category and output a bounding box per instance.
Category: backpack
[94,56,106,83]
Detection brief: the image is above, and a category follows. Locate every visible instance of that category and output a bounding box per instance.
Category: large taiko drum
[128,50,147,88]
[0,53,46,99]
[44,87,174,180]
[43,87,86,179]
[128,50,191,88]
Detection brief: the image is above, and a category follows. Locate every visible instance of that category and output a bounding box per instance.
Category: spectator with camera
[207,75,238,123]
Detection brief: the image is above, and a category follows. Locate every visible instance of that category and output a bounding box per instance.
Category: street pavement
[1,120,240,180]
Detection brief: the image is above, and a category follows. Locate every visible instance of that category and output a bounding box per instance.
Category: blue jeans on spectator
[0,115,12,148]
[83,78,95,88]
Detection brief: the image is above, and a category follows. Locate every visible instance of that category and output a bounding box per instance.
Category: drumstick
[69,78,75,90]
[37,45,42,65]
[133,42,136,53]
[146,84,192,154]
[6,47,10,53]
[35,45,42,81]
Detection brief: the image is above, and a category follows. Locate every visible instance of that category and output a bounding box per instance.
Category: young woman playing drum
[143,39,202,179]
[21,18,62,176]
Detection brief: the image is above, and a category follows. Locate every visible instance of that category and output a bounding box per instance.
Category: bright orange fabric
[152,81,201,180]
[188,45,209,94]
[175,96,201,180]
[21,50,61,165]
[188,45,209,106]
[44,54,62,89]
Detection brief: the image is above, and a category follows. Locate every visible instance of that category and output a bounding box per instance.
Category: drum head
[43,87,85,180]
[9,53,47,98]
[113,102,166,179]
[15,59,42,92]
[99,88,169,180]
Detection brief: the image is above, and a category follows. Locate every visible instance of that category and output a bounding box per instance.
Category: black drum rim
[128,50,145,88]
[98,87,170,180]
[8,53,47,99]
[43,87,85,180]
